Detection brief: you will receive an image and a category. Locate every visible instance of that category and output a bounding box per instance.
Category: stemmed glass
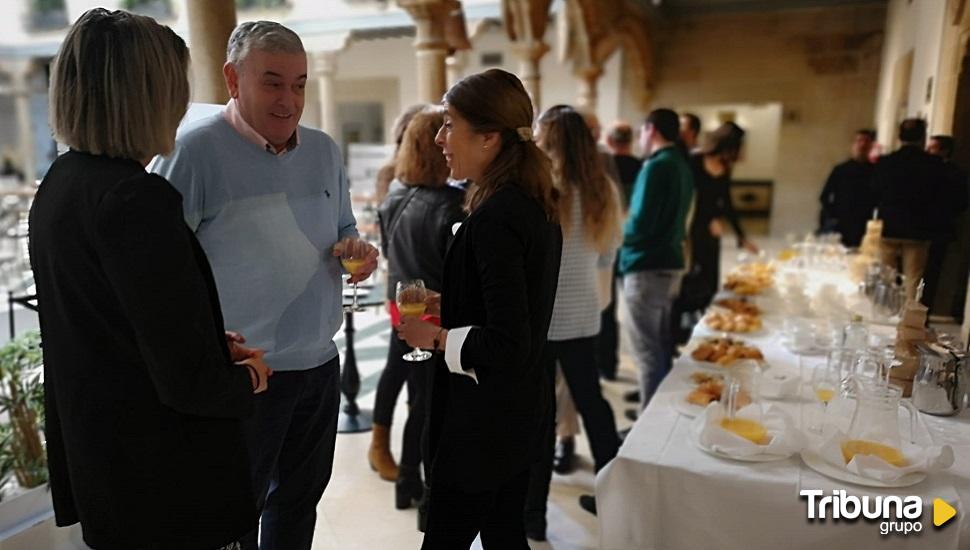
[397,279,433,362]
[809,357,841,434]
[341,255,367,312]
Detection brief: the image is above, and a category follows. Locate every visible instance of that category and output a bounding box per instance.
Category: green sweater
[619,146,694,274]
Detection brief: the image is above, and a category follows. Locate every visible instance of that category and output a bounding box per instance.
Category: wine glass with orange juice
[341,256,367,312]
[396,279,432,362]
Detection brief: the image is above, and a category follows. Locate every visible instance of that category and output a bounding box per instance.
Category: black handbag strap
[386,185,421,241]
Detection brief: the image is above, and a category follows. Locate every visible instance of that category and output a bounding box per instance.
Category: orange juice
[720,418,770,444]
[815,388,835,403]
[840,439,907,467]
[399,304,427,318]
[341,258,366,274]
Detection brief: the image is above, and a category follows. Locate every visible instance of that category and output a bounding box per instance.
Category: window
[27,0,68,31]
[236,0,289,10]
[122,0,173,19]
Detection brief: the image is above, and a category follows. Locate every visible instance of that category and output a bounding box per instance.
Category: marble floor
[0,295,640,550]
[310,302,639,550]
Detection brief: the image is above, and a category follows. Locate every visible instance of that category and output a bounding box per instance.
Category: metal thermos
[912,342,969,416]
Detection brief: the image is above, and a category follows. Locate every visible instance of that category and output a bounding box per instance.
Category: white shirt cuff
[444,326,478,384]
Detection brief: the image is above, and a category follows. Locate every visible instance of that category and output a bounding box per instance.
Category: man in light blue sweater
[153,22,377,550]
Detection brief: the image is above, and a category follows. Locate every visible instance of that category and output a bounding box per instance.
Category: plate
[689,416,794,462]
[682,339,769,371]
[800,448,927,488]
[673,392,706,417]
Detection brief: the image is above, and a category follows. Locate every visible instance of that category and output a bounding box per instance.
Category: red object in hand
[388,301,440,328]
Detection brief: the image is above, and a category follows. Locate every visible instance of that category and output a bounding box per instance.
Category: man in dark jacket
[819,129,878,247]
[923,135,970,310]
[874,119,948,300]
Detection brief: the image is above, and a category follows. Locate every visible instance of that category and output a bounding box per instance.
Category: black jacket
[818,158,877,247]
[29,151,257,550]
[428,185,562,492]
[874,145,949,240]
[378,180,466,299]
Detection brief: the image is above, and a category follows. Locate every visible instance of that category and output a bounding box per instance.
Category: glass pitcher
[720,361,768,444]
[841,380,918,467]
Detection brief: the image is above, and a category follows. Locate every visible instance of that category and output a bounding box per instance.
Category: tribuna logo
[801,490,928,535]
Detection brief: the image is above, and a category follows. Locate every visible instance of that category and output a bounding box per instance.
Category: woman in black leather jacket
[371,107,466,510]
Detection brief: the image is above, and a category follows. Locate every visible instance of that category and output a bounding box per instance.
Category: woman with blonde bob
[397,69,562,549]
[29,9,270,549]
[370,106,466,509]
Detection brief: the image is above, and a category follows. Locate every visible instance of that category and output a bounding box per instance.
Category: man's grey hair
[226,21,304,66]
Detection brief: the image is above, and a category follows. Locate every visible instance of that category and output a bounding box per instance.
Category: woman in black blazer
[28,10,270,549]
[398,69,562,549]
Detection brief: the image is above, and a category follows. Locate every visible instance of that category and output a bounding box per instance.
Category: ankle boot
[417,482,431,533]
[395,465,424,510]
[368,424,399,481]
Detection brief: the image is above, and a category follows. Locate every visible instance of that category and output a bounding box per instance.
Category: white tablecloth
[596,308,970,550]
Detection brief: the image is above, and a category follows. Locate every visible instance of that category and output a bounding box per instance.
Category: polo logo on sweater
[800,490,958,535]
[324,190,331,198]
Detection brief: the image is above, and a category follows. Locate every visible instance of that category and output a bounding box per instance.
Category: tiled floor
[314,303,639,550]
[0,299,638,550]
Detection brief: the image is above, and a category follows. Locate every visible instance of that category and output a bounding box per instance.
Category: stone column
[446,49,469,88]
[511,40,550,113]
[314,52,339,137]
[186,0,236,104]
[576,65,603,111]
[399,1,456,104]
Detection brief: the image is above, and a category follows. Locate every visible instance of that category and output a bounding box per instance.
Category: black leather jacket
[378,179,466,300]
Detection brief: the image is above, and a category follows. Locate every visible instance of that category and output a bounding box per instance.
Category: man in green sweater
[620,108,694,411]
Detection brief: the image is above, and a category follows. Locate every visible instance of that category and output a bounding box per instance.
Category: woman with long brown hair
[524,105,622,539]
[370,107,466,511]
[397,69,562,548]
[374,104,427,202]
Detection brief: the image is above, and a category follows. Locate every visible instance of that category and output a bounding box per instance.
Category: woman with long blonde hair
[523,104,622,538]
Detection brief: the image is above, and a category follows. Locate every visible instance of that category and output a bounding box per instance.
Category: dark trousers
[526,337,620,520]
[421,469,531,550]
[239,357,340,550]
[373,332,430,468]
[595,262,620,380]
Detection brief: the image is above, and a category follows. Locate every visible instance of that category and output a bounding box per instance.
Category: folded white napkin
[816,429,954,482]
[761,370,801,399]
[698,403,803,458]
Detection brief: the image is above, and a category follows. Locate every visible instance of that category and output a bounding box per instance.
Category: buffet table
[596,272,970,550]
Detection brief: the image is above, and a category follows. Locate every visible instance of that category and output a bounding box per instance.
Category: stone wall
[627,4,886,237]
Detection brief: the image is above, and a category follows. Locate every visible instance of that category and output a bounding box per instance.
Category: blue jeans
[623,270,683,409]
[240,358,340,550]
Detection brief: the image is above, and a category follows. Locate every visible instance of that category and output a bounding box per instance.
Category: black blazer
[428,185,562,493]
[29,151,257,550]
[874,145,948,240]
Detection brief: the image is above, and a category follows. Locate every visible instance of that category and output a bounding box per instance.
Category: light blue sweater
[152,114,358,371]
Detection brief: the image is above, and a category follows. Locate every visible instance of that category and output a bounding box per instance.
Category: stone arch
[560,0,655,108]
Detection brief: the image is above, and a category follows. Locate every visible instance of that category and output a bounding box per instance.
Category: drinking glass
[720,361,767,444]
[397,279,433,362]
[341,255,367,312]
[809,358,841,433]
